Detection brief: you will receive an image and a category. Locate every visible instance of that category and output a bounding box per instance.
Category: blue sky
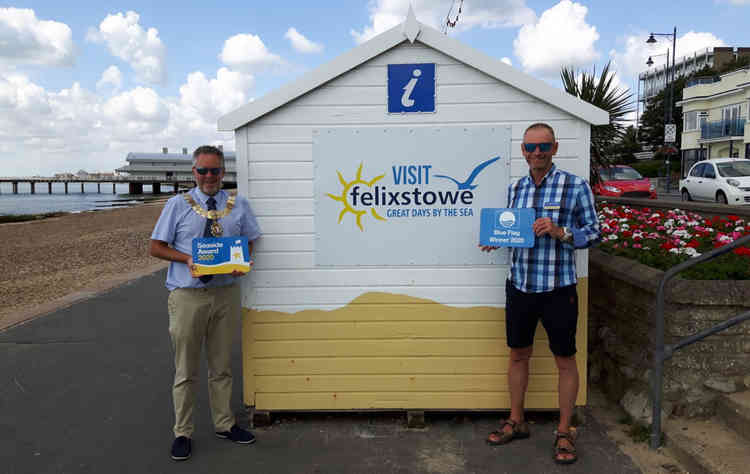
[2,0,749,175]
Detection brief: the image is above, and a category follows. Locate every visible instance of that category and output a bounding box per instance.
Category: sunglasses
[195,167,222,175]
[523,142,554,153]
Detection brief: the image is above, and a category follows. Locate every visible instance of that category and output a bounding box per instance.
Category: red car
[593,165,656,199]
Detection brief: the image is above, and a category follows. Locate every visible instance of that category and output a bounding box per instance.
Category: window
[690,163,705,177]
[717,161,750,177]
[685,111,697,131]
[703,164,716,179]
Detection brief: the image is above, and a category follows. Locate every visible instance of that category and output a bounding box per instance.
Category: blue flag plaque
[479,208,535,248]
[387,63,436,113]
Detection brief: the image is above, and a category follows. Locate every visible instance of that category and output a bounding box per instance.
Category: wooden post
[113,183,116,194]
[12,182,18,194]
[30,182,35,194]
[64,182,68,194]
[97,183,101,193]
[80,182,84,193]
[48,182,52,194]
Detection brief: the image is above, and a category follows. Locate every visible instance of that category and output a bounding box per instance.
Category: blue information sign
[387,63,435,113]
[479,208,536,248]
[192,236,251,275]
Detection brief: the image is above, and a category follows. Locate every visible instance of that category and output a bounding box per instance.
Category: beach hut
[218,9,608,417]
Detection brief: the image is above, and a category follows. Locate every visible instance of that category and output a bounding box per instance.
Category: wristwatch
[560,226,573,243]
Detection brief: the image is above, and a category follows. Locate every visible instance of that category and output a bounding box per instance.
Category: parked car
[679,158,750,205]
[593,165,656,199]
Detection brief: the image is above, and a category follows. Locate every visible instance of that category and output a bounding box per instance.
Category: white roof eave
[218,20,608,131]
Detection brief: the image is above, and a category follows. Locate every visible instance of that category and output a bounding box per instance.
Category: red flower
[686,240,700,248]
[732,247,750,257]
[661,242,677,250]
[727,215,741,222]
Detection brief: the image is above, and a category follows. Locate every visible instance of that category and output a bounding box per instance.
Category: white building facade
[219,13,607,412]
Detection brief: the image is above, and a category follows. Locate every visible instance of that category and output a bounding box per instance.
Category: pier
[0,176,194,195]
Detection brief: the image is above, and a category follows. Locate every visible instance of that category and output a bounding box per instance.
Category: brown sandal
[486,419,530,445]
[553,429,578,464]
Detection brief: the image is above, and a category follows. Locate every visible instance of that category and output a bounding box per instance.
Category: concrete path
[1,270,641,474]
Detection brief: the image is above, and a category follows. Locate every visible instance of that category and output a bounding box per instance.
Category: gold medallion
[210,220,223,237]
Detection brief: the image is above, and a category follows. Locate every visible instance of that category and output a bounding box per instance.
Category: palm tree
[560,61,634,182]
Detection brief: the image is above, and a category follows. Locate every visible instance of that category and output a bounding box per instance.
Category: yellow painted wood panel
[252,303,503,322]
[256,374,560,393]
[252,339,557,358]
[256,392,562,410]
[242,279,589,409]
[253,321,547,341]
[254,356,560,375]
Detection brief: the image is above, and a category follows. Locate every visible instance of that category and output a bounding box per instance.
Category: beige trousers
[167,284,240,438]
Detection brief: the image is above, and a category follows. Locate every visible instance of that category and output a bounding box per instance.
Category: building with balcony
[115,147,237,185]
[638,47,750,105]
[676,68,750,176]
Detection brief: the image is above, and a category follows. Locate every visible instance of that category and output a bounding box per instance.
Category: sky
[2,0,749,175]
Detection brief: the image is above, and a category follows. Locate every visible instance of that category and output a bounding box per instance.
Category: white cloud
[0,8,74,67]
[609,31,725,78]
[0,66,254,175]
[220,33,282,71]
[501,57,512,66]
[351,0,535,44]
[285,27,323,53]
[86,11,166,85]
[96,65,123,92]
[513,0,599,76]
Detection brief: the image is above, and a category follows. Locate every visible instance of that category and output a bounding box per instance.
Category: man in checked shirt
[480,123,600,465]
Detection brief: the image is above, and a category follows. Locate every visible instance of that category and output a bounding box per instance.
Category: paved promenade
[1,270,640,474]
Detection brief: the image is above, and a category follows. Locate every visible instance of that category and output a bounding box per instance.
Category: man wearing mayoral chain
[150,145,261,461]
[480,123,600,465]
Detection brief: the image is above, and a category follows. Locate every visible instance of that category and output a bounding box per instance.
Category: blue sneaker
[170,436,191,461]
[216,425,256,444]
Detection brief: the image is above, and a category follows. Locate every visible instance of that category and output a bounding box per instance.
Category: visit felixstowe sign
[313,126,511,266]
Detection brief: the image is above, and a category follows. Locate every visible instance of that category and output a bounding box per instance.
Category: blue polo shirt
[151,188,262,291]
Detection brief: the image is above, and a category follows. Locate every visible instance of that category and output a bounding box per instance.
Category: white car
[679,158,750,205]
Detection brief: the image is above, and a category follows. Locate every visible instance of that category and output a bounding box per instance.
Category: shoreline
[0,200,171,331]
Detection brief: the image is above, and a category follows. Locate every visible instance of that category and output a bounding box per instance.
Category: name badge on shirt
[543,201,561,210]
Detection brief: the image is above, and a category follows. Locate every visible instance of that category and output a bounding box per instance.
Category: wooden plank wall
[238,42,590,410]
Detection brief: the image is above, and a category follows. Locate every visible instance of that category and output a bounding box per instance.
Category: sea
[0,182,164,215]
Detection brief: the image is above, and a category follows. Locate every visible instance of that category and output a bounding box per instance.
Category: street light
[646,50,670,125]
[646,26,677,195]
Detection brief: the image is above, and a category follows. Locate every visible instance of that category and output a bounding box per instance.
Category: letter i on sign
[387,63,435,113]
[401,69,421,107]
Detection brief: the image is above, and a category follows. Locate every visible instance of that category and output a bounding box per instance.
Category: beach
[0,202,169,330]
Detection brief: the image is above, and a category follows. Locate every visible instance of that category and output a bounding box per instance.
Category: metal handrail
[650,233,750,449]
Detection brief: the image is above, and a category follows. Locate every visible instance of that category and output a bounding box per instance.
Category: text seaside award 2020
[192,236,251,276]
[479,208,535,248]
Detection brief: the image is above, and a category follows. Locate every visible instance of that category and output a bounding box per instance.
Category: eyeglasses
[195,167,222,175]
[522,142,554,153]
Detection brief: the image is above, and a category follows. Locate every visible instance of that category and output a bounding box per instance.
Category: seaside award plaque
[479,208,535,248]
[192,236,251,276]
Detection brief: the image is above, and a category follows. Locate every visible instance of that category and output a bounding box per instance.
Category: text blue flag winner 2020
[479,208,535,248]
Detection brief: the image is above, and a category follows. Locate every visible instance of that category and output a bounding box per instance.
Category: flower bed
[596,203,750,280]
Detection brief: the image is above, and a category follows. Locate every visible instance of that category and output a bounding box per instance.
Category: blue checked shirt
[508,164,600,293]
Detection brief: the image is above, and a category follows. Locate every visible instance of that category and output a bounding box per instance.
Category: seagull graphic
[433,156,501,190]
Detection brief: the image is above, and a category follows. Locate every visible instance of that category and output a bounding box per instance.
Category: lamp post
[647,27,677,194]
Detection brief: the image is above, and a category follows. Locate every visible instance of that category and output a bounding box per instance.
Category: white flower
[669,248,680,254]
[735,226,745,232]
[607,235,618,240]
[683,248,701,257]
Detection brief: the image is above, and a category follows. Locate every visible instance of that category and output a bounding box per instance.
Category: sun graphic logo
[326,163,387,231]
